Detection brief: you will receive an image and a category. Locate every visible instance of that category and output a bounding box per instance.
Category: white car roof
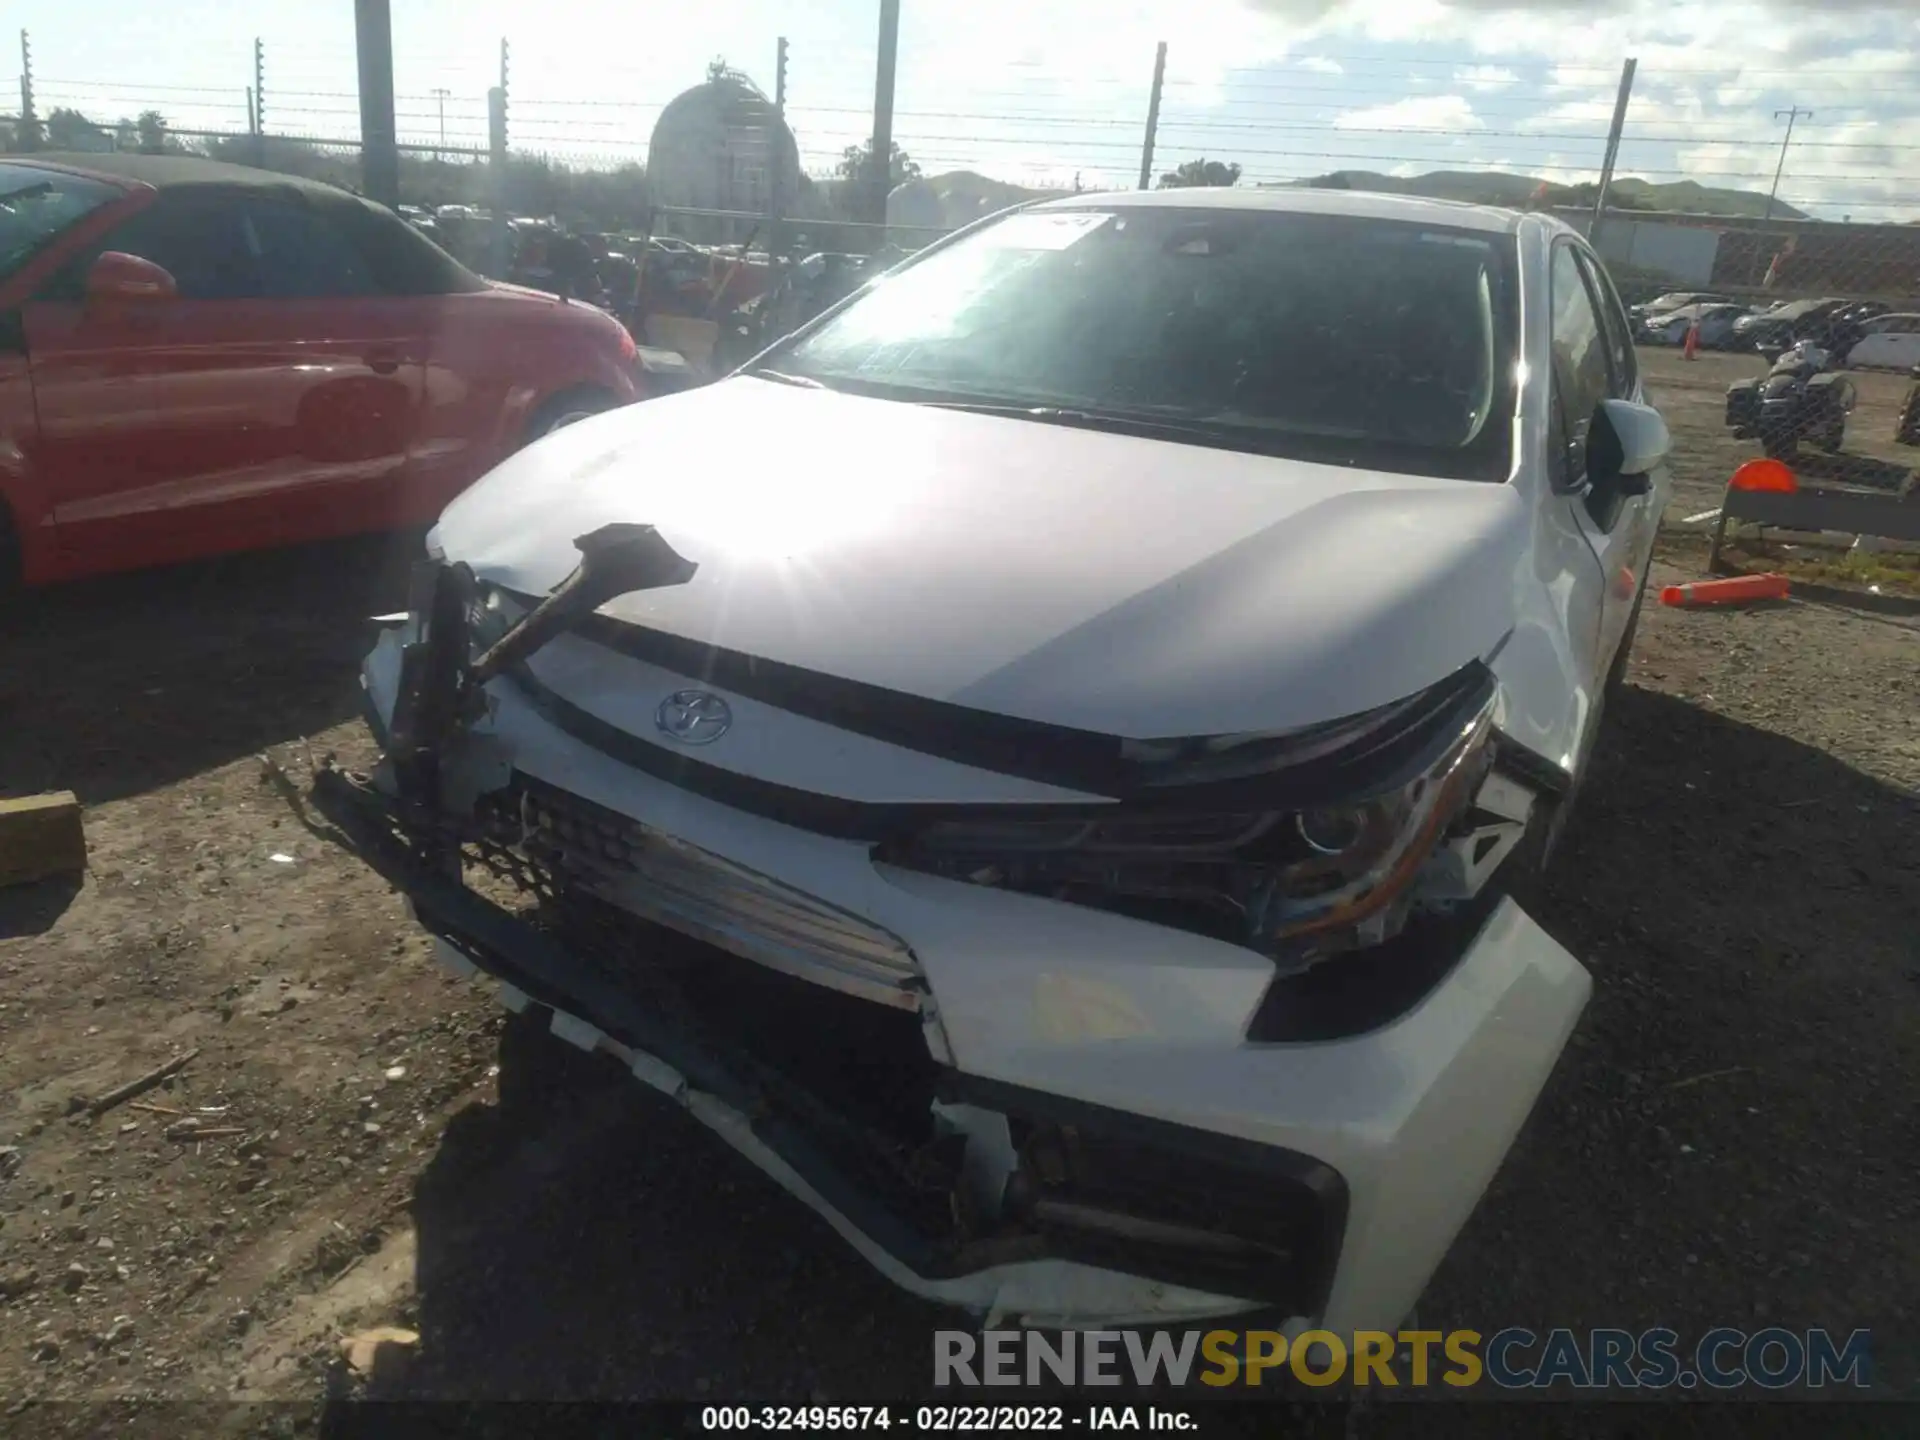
[1033,186,1525,234]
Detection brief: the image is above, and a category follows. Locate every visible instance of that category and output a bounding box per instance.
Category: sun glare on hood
[666,448,910,563]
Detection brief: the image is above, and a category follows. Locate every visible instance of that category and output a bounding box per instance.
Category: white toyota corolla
[318,188,1671,1334]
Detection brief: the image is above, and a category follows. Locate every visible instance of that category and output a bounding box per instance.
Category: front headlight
[884,681,1502,969]
[1244,695,1495,957]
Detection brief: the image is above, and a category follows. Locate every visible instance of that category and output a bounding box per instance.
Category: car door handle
[365,349,401,375]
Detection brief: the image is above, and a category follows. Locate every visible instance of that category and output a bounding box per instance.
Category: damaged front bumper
[326,567,1592,1332]
[316,763,1349,1328]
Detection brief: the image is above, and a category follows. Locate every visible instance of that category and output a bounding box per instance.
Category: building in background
[647,60,799,244]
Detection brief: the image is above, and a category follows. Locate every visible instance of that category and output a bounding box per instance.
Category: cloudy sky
[15,0,1920,218]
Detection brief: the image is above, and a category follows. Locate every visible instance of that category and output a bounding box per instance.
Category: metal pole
[354,0,400,207]
[1138,41,1167,190]
[18,30,37,151]
[869,0,900,231]
[1765,106,1810,223]
[772,37,790,268]
[1588,57,1636,241]
[499,37,510,144]
[432,87,450,161]
[488,86,508,278]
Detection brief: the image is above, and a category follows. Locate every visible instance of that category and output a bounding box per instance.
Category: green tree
[137,110,169,154]
[46,107,105,149]
[837,140,920,187]
[1158,158,1241,189]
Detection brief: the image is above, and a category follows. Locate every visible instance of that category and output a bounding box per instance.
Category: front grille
[475,776,925,1010]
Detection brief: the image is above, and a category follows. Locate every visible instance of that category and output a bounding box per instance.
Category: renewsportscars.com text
[933,1327,1873,1391]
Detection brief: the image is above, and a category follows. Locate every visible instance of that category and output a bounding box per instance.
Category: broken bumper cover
[313,766,1345,1327]
[314,728,1589,1332]
[337,578,1592,1330]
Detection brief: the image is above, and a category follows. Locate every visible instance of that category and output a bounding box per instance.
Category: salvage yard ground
[1,347,1917,1422]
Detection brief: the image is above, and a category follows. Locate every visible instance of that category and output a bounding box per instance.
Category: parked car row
[1629,289,1920,370]
[1636,301,1749,350]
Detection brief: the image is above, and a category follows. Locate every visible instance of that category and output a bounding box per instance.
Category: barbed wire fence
[7,34,1915,246]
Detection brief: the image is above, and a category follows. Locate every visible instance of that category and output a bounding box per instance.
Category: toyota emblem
[655,689,733,745]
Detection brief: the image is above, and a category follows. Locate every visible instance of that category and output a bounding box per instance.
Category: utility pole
[1138,41,1167,190]
[1766,106,1811,223]
[770,36,790,263]
[353,0,400,208]
[1588,57,1636,241]
[494,37,511,269]
[431,87,450,160]
[18,30,38,151]
[253,37,267,165]
[869,0,900,231]
[499,37,510,146]
[488,86,508,277]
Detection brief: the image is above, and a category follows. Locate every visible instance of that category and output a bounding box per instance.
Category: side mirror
[1592,398,1669,496]
[85,251,178,307]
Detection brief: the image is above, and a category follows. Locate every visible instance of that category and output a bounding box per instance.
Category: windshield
[768,204,1519,481]
[0,164,120,286]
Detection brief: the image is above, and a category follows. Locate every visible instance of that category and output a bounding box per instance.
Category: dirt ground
[2,349,1917,1426]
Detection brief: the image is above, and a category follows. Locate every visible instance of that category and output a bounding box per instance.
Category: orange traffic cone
[1683,321,1700,360]
[1728,458,1797,493]
[1660,573,1790,608]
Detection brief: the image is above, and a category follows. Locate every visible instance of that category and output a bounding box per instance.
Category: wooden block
[0,791,87,888]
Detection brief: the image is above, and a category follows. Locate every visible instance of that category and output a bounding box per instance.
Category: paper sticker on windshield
[981,212,1114,250]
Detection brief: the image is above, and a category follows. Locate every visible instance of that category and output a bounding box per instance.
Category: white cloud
[1333,94,1480,131]
[1676,112,1920,218]
[1299,56,1344,73]
[1456,65,1519,92]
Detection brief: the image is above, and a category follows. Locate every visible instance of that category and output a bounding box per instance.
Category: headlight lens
[889,691,1498,967]
[1295,806,1369,856]
[1248,697,1494,957]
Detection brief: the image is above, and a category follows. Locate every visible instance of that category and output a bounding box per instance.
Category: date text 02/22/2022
[699,1405,1195,1431]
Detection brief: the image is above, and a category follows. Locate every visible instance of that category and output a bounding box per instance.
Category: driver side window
[1548,244,1610,491]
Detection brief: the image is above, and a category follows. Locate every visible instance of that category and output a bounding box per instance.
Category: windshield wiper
[914,399,1236,444]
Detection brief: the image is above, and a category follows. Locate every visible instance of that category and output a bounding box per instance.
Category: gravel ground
[1,349,1916,1428]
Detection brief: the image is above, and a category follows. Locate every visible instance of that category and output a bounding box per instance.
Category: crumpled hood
[431,378,1527,739]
